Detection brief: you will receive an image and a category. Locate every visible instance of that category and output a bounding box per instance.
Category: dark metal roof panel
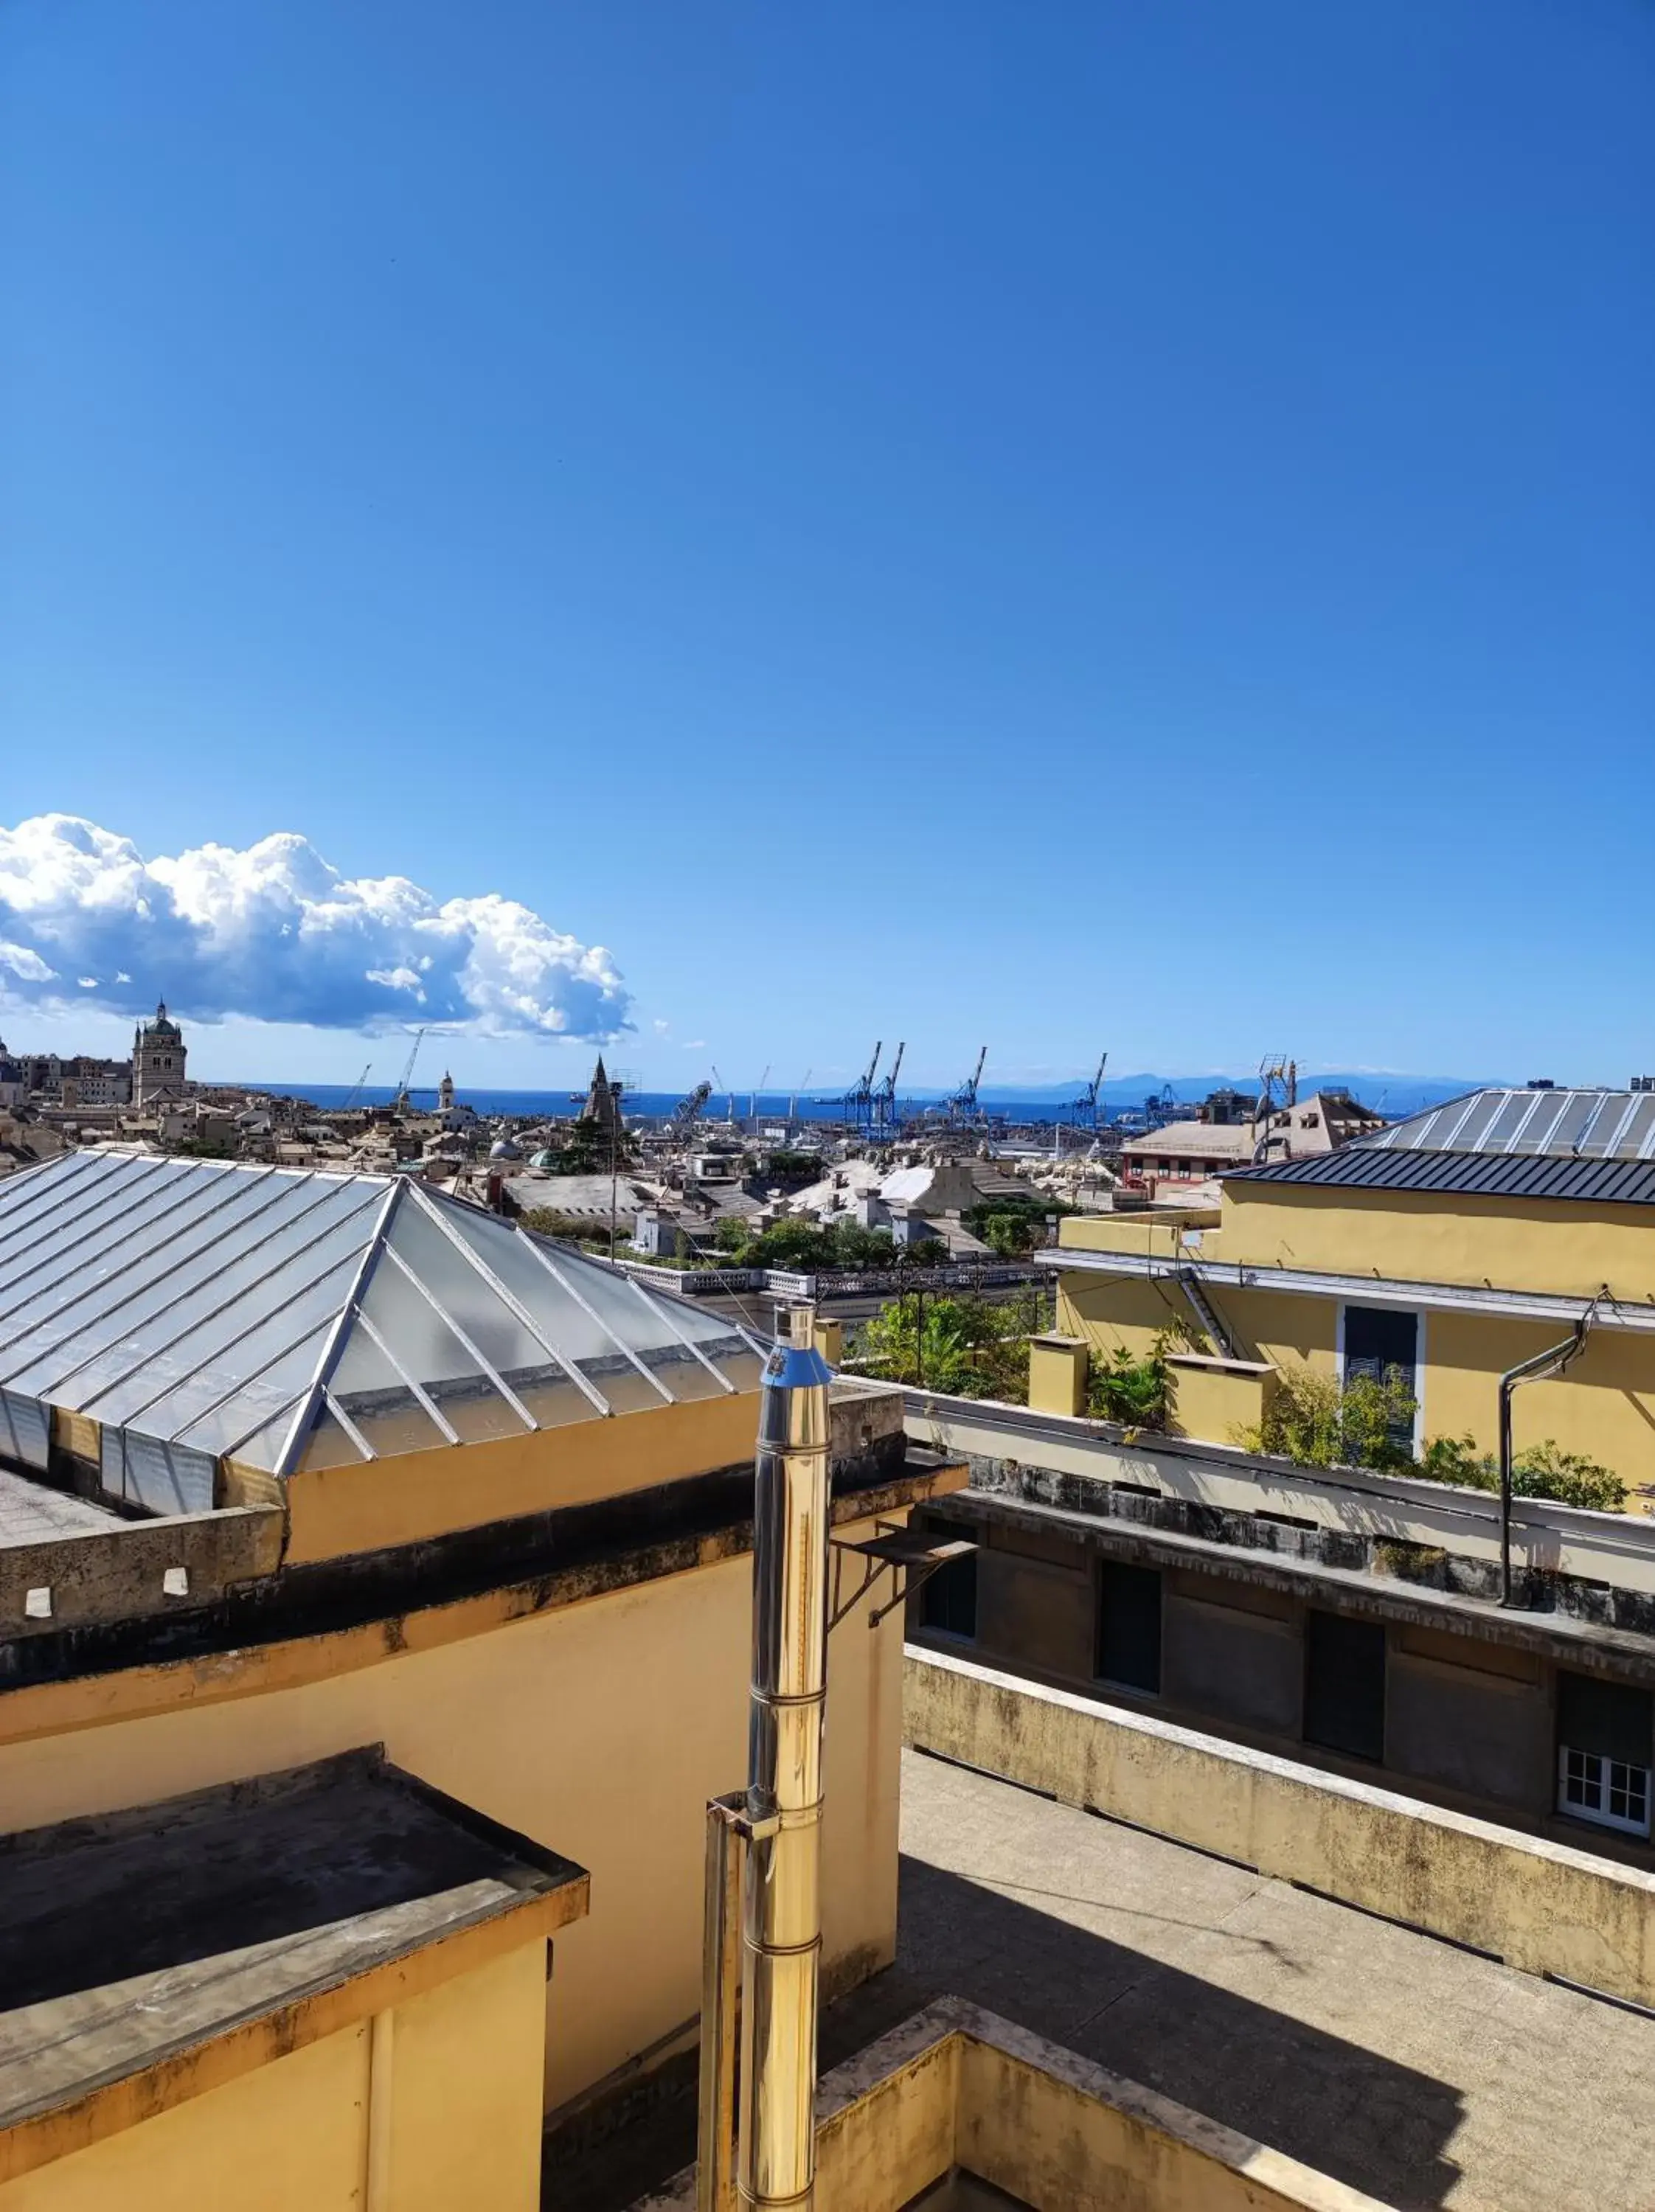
[1230,1147,1655,1207]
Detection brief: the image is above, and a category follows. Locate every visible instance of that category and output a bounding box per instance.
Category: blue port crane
[1069,1052,1107,1130]
[946,1046,988,1125]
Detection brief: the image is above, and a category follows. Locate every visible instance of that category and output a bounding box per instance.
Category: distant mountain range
[965,1072,1492,1119]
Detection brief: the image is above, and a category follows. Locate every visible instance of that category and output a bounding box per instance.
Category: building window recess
[920,1545,978,1642]
[1556,1671,1653,1839]
[1303,1609,1386,1764]
[1096,1561,1162,1695]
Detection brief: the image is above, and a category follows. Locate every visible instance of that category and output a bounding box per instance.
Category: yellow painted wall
[372,1944,548,2212]
[277,1388,760,1563]
[1165,1357,1277,1444]
[1222,1180,1655,1303]
[1056,1172,1655,1481]
[0,2023,370,2212]
[1027,1338,1087,1419]
[0,1943,548,2212]
[1055,1274,1180,1364]
[1059,1210,1218,1257]
[0,1528,903,2117]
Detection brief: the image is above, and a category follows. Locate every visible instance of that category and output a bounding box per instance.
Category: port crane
[749,1064,771,1120]
[842,1042,882,1135]
[667,1080,712,1141]
[870,1041,905,1144]
[341,1061,373,1112]
[1069,1052,1108,1130]
[709,1065,735,1122]
[945,1046,988,1125]
[391,1028,426,1113]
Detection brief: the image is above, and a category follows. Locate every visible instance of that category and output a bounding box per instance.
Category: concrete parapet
[1166,1353,1278,1444]
[1027,1336,1088,1419]
[906,1644,1655,2011]
[634,1997,1384,2211]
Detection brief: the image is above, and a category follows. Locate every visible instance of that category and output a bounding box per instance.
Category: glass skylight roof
[1361,1089,1655,1161]
[0,1151,763,1513]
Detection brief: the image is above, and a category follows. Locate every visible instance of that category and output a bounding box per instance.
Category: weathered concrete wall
[906,1646,1655,2009]
[0,1503,282,1642]
[636,1997,1385,2211]
[0,1941,548,2212]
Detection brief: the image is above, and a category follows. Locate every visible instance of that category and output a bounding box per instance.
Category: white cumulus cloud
[0,814,632,1040]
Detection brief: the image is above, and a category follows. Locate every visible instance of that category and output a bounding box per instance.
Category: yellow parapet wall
[905,1646,1655,2010]
[636,1997,1386,2212]
[271,1389,762,1564]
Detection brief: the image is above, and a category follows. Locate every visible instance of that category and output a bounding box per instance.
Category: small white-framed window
[1559,1744,1652,1837]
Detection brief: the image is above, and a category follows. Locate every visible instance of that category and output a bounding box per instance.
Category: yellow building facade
[0,1155,964,2207]
[1040,1132,1655,1491]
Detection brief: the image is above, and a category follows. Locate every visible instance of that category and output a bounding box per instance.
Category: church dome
[488,1135,523,1163]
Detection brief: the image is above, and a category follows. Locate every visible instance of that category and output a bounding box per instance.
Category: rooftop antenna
[1255,1054,1291,1164]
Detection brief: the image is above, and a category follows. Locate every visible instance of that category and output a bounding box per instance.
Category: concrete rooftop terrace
[555,1747,1655,2212]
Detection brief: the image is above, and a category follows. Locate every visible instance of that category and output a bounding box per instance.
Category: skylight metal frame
[376,1238,540,1435]
[1573,1092,1617,1155]
[1498,1088,1554,1155]
[1599,1094,1648,1159]
[0,1151,155,1262]
[621,1272,740,1396]
[0,1158,186,1322]
[518,1231,674,1405]
[349,1306,461,1445]
[271,1180,403,1476]
[320,1387,375,1463]
[407,1187,612,1416]
[0,1161,288,1353]
[0,1170,332,1396]
[75,1183,386,1424]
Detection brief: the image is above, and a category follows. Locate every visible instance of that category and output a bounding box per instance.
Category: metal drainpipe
[738,1302,833,2212]
[1498,1298,1598,1606]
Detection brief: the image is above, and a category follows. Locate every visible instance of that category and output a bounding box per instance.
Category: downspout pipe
[739,1304,833,2212]
[1498,1298,1598,1607]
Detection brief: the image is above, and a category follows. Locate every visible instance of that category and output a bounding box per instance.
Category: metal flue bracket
[828,1521,977,1632]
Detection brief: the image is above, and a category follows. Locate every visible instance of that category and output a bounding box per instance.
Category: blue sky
[2,1,1650,1095]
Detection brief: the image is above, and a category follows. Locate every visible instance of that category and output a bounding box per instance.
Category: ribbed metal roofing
[1359,1088,1655,1161]
[0,1150,763,1516]
[1231,1147,1655,1208]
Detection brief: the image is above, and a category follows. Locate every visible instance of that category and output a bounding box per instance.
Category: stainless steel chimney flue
[739,1301,832,2212]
